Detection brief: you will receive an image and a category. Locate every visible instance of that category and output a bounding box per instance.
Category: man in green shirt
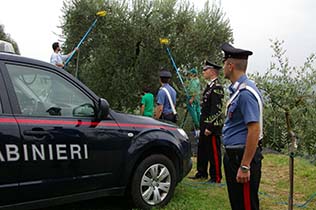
[140,86,154,117]
[187,68,201,129]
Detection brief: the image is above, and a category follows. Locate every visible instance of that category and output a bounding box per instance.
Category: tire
[131,154,177,209]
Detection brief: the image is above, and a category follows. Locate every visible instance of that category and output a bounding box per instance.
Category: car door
[3,63,130,202]
[0,62,21,206]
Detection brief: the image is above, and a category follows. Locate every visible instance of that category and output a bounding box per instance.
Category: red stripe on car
[0,117,177,131]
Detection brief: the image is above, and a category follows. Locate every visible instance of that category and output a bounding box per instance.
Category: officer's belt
[225,141,262,150]
[224,144,245,149]
[163,112,174,116]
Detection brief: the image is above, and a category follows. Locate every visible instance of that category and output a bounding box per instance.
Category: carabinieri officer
[190,61,224,183]
[221,43,264,210]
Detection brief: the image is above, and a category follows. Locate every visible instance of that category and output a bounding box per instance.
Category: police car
[0,40,192,210]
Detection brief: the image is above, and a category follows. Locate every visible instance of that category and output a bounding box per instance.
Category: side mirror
[73,103,95,117]
[96,98,109,120]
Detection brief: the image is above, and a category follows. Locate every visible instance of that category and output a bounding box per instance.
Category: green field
[42,153,316,210]
[165,153,316,210]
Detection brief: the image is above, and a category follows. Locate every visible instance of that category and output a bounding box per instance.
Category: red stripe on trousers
[211,135,220,183]
[243,182,251,210]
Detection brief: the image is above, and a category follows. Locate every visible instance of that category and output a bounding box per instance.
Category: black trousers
[223,147,263,210]
[161,113,177,123]
[197,134,222,182]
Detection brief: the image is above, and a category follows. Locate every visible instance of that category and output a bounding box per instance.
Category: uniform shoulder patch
[239,83,247,90]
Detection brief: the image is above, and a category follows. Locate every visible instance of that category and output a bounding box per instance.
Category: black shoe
[188,173,207,180]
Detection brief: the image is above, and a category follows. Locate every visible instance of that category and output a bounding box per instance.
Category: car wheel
[131,154,177,209]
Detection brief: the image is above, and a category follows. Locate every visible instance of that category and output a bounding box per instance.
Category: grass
[163,154,316,210]
[41,153,316,210]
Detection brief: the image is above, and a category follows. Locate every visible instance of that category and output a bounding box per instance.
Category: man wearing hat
[187,68,201,130]
[190,61,224,183]
[221,43,263,210]
[154,69,177,123]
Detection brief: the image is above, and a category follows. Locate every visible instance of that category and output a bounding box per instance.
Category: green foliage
[251,40,316,159]
[0,25,20,54]
[60,0,233,112]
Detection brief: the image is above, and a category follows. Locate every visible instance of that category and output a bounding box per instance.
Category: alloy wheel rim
[140,163,171,205]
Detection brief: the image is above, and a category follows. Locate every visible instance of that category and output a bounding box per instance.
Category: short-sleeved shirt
[50,52,68,66]
[156,84,177,114]
[222,75,262,146]
[141,93,154,117]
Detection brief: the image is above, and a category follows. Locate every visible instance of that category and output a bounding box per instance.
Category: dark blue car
[0,42,192,210]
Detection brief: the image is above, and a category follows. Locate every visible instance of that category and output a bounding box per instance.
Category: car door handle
[23,130,50,141]
[23,130,50,136]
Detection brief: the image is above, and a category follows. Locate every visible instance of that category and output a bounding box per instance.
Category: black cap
[221,43,253,60]
[203,60,222,71]
[159,70,172,78]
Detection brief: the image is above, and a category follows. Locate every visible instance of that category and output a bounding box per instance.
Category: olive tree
[60,0,233,112]
[251,40,316,159]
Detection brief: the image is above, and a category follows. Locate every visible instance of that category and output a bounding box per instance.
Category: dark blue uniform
[197,78,224,182]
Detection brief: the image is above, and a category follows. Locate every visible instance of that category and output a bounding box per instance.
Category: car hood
[111,111,178,130]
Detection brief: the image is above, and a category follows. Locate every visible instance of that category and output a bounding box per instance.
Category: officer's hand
[204,129,212,136]
[236,168,250,183]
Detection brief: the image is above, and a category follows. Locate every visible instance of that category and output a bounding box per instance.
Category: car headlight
[177,128,188,139]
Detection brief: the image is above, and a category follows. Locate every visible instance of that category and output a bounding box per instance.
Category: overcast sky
[0,0,315,74]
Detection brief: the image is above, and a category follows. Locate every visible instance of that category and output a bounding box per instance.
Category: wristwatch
[240,165,250,173]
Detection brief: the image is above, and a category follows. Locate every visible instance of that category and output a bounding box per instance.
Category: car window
[6,64,95,117]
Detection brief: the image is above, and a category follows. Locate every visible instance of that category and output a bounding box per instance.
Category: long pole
[75,50,80,78]
[165,47,189,98]
[285,111,297,210]
[164,45,197,130]
[64,18,98,67]
[289,152,294,210]
[64,10,106,68]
